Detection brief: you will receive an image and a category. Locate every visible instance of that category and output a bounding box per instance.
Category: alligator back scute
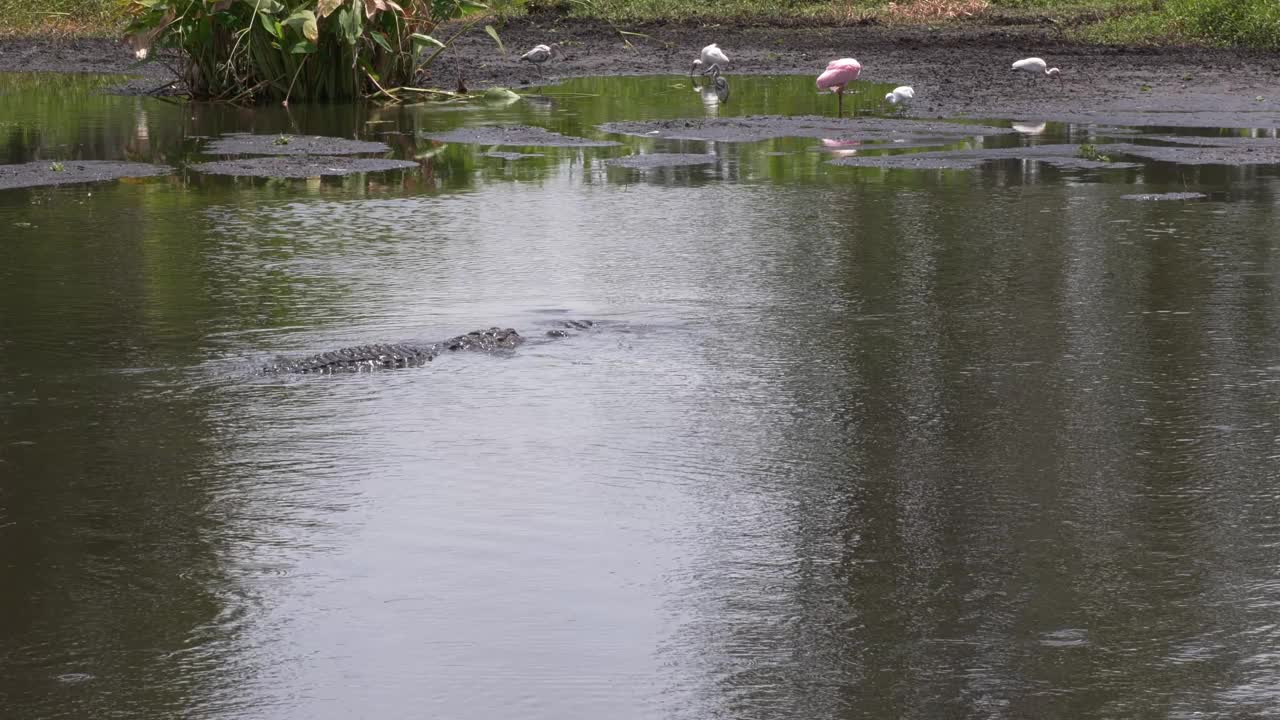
[268,343,435,374]
[263,321,595,375]
[441,327,523,352]
[545,319,594,337]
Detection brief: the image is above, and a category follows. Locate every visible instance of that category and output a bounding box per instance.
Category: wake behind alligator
[263,320,594,374]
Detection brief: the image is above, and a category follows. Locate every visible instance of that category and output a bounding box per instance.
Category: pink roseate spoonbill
[816,58,862,117]
[1012,57,1060,80]
[690,43,730,76]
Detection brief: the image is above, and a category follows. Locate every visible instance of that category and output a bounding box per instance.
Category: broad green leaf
[317,0,343,18]
[241,0,285,13]
[369,30,394,53]
[259,12,282,37]
[336,6,361,45]
[410,32,444,49]
[289,39,317,53]
[483,24,504,53]
[284,9,319,42]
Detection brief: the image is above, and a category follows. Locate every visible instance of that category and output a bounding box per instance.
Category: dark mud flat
[1121,191,1208,201]
[599,116,1011,143]
[0,160,170,190]
[1108,142,1280,165]
[422,125,618,147]
[428,18,1280,129]
[1145,135,1280,147]
[830,144,1139,171]
[188,156,418,178]
[605,153,719,169]
[203,134,392,156]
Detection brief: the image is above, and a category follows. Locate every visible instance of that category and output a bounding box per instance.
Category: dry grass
[882,0,990,23]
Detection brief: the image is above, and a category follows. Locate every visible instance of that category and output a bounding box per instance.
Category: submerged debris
[484,151,545,160]
[422,125,620,147]
[203,133,393,156]
[605,153,719,169]
[1120,191,1208,201]
[598,116,1015,143]
[829,144,1139,170]
[188,156,418,178]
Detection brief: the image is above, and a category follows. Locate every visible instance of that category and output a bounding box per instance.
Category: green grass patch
[1082,0,1280,49]
[2,0,1278,51]
[0,0,131,36]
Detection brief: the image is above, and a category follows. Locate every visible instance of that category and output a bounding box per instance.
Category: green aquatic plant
[1077,143,1113,162]
[124,0,502,103]
[49,162,65,172]
[273,134,291,145]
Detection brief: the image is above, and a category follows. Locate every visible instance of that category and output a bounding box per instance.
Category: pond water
[2,71,1280,719]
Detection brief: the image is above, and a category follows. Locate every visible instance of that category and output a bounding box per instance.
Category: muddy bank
[7,21,1280,128]
[422,125,618,147]
[1106,142,1280,165]
[203,134,393,156]
[188,156,418,178]
[0,160,170,190]
[0,37,173,94]
[428,18,1280,128]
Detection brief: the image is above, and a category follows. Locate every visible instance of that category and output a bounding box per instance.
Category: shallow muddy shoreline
[3,23,1280,127]
[429,19,1280,127]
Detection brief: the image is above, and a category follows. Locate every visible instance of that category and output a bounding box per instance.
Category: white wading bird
[884,86,914,105]
[1012,57,1061,80]
[691,43,730,76]
[520,44,561,75]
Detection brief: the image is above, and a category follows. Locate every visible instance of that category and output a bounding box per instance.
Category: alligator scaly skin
[264,343,435,374]
[263,321,593,375]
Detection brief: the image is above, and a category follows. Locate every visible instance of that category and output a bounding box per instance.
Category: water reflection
[2,71,1280,720]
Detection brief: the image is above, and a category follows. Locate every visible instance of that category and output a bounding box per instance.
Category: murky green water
[2,70,1280,719]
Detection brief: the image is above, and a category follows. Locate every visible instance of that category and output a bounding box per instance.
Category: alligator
[263,320,595,374]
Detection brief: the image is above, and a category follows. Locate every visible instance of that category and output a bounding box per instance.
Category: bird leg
[837,89,844,118]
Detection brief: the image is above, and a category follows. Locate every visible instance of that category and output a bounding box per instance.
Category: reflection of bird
[709,65,730,104]
[520,44,560,75]
[1012,57,1060,80]
[816,58,862,117]
[690,43,730,76]
[820,138,860,157]
[884,85,914,105]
